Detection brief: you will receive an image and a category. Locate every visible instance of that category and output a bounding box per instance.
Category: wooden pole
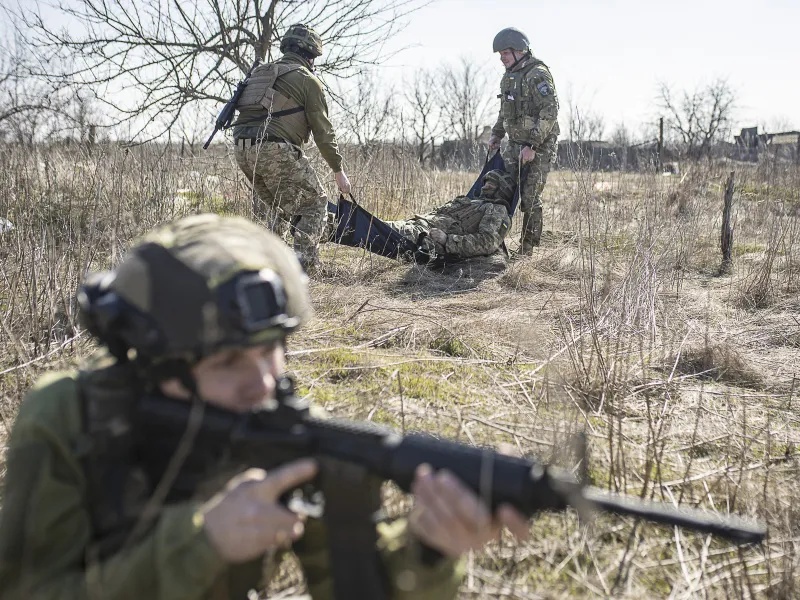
[721,170,735,274]
[658,117,664,172]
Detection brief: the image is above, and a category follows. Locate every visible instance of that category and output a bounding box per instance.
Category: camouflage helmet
[483,169,516,205]
[280,23,323,58]
[492,27,530,53]
[78,214,311,370]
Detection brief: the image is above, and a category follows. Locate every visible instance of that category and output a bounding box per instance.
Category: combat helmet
[78,214,311,380]
[280,23,323,58]
[482,169,516,208]
[492,27,530,53]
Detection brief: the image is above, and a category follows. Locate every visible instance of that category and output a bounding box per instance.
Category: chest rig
[75,364,235,559]
[499,59,556,143]
[235,61,310,140]
[433,198,487,235]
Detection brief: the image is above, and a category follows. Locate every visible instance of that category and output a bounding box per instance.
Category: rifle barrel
[583,488,766,544]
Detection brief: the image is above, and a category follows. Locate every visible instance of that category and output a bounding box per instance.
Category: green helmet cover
[280,23,323,58]
[78,214,312,365]
[492,27,530,53]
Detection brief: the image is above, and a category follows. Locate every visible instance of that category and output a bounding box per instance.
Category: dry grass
[1,140,800,598]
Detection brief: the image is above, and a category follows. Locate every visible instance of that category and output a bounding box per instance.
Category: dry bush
[671,341,763,388]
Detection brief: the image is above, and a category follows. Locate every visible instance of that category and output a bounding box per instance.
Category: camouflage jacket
[492,55,560,151]
[411,196,511,258]
[232,53,343,172]
[0,370,464,600]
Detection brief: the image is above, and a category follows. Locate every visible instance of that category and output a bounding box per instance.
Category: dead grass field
[1,142,799,598]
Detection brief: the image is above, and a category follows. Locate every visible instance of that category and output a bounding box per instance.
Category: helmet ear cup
[78,277,164,361]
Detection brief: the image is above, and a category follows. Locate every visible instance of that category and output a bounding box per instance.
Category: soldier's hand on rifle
[200,460,318,563]
[335,171,351,195]
[488,134,502,152]
[428,228,447,246]
[409,464,530,558]
[520,146,536,164]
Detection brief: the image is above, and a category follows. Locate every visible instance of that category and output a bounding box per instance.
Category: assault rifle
[139,376,766,546]
[203,59,260,149]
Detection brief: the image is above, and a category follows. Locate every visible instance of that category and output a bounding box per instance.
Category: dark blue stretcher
[327,151,517,261]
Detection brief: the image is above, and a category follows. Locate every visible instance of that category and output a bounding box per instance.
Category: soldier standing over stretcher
[231,24,351,272]
[488,27,560,254]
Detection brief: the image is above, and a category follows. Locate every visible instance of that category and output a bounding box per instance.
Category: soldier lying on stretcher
[386,169,516,262]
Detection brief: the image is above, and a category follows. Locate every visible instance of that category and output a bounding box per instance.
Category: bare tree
[437,57,494,144]
[402,68,439,165]
[563,85,605,142]
[657,78,736,160]
[335,70,397,154]
[18,0,426,141]
[609,122,633,147]
[0,30,73,143]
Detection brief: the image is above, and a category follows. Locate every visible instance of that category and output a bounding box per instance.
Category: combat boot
[520,207,543,254]
[294,243,321,275]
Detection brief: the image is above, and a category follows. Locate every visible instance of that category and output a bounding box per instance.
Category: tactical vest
[498,59,558,146]
[235,62,311,141]
[75,363,151,560]
[435,198,489,235]
[75,363,238,559]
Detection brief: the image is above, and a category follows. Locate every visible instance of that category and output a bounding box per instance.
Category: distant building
[556,139,663,171]
[769,131,800,162]
[734,126,799,162]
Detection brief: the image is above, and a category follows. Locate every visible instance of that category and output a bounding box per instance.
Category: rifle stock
[203,59,260,149]
[139,377,766,545]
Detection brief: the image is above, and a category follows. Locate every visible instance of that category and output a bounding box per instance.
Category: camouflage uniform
[387,171,514,260]
[492,48,559,252]
[0,215,464,600]
[232,28,344,269]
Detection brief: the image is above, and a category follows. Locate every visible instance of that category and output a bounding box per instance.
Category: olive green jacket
[232,53,344,173]
[0,371,464,599]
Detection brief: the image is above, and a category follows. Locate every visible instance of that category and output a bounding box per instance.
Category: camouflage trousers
[386,219,427,245]
[501,140,554,214]
[385,218,436,259]
[234,140,328,266]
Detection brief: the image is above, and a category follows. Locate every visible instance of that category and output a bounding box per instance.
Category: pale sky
[380,0,800,139]
[8,0,798,141]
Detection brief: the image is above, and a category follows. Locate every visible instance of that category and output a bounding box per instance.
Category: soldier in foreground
[488,27,560,254]
[232,24,351,272]
[0,214,530,599]
[386,169,515,263]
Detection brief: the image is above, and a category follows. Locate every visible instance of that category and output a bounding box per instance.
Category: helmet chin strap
[507,49,532,71]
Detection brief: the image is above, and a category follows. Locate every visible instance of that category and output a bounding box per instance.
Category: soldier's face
[160,343,286,412]
[481,181,499,198]
[499,49,518,68]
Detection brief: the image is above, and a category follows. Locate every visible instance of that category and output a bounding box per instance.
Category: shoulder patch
[537,81,550,96]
